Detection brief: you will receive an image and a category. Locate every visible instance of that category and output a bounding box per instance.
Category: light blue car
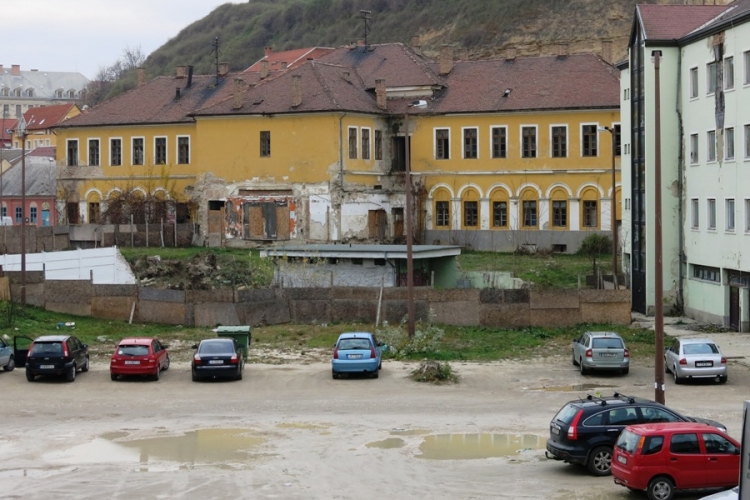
[0,337,16,372]
[331,332,383,379]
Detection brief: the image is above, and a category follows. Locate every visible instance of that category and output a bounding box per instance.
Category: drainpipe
[676,52,685,313]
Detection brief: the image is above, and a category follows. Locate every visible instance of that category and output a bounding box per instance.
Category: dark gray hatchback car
[22,335,89,382]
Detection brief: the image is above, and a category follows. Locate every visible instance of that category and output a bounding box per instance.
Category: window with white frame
[348,127,357,159]
[582,124,598,156]
[110,138,122,166]
[691,198,699,229]
[435,128,450,159]
[690,133,699,164]
[177,136,190,164]
[491,126,507,158]
[707,61,717,94]
[707,130,717,162]
[132,138,144,165]
[726,198,735,231]
[745,199,750,232]
[463,127,478,159]
[66,139,78,167]
[521,126,536,158]
[361,128,370,160]
[88,139,100,167]
[708,198,717,230]
[155,137,167,164]
[726,127,735,160]
[551,126,567,158]
[724,57,734,90]
[745,50,750,85]
[689,67,698,98]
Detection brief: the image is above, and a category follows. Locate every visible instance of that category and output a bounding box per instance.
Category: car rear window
[553,404,580,424]
[338,338,372,350]
[32,342,63,355]
[592,337,623,349]
[199,341,234,354]
[683,343,719,355]
[615,429,641,453]
[118,345,150,356]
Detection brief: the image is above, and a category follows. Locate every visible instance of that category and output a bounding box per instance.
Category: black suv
[23,335,89,382]
[545,393,726,476]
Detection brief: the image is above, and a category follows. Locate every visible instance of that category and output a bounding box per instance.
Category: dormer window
[12,88,21,97]
[25,89,34,97]
[67,90,75,98]
[55,89,63,98]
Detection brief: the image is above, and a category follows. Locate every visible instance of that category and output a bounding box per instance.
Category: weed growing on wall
[376,310,445,359]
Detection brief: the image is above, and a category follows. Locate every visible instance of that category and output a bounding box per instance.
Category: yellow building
[13,103,80,149]
[53,44,620,252]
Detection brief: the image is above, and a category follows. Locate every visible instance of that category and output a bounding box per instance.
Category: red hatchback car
[110,338,170,381]
[612,422,740,500]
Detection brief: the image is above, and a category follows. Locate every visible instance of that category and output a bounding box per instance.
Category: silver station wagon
[572,331,630,375]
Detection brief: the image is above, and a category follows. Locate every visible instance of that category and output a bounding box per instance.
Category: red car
[612,422,740,500]
[110,338,170,381]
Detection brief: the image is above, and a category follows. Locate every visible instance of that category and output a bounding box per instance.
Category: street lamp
[652,49,665,404]
[598,125,617,286]
[404,99,427,337]
[17,115,27,307]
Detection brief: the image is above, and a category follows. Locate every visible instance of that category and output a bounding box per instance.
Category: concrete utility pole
[652,50,665,404]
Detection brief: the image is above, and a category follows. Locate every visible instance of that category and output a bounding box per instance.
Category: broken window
[435,128,450,159]
[260,131,271,157]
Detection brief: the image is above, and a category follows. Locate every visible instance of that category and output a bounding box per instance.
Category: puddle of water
[43,429,267,468]
[417,433,544,460]
[101,431,129,440]
[390,428,430,436]
[529,383,616,392]
[366,438,406,449]
[276,422,331,430]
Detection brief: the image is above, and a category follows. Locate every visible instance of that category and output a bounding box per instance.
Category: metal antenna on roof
[360,10,371,46]
[213,37,220,86]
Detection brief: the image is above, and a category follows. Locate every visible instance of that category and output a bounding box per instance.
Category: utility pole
[653,50,665,404]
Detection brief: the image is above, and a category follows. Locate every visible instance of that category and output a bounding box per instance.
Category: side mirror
[191,344,199,349]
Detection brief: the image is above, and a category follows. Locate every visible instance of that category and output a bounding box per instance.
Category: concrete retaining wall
[5,272,631,328]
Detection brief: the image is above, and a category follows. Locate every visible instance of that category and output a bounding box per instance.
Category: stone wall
[5,273,631,328]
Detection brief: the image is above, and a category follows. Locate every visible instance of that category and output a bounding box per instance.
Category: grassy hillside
[142,0,684,78]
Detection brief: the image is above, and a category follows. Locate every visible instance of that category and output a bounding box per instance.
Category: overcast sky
[4,0,242,79]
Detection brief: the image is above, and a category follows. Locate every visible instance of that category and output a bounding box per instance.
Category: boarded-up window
[368,209,387,240]
[243,201,290,240]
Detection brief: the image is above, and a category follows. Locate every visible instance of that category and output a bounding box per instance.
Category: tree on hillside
[81,46,146,107]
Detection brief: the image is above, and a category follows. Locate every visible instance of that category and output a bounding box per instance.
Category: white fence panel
[0,246,136,284]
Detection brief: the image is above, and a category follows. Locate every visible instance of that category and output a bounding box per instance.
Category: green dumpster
[216,326,252,360]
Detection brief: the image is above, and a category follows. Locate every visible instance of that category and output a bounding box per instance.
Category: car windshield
[338,338,372,350]
[615,429,640,453]
[33,342,63,355]
[118,345,149,356]
[592,337,623,349]
[199,341,234,354]
[683,343,719,355]
[552,404,579,424]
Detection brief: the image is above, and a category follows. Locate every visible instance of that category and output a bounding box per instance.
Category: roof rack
[613,392,636,404]
[584,394,609,406]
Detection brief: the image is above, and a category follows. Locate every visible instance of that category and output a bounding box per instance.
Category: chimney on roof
[260,59,269,79]
[176,66,187,79]
[292,74,302,107]
[505,47,517,61]
[264,46,273,57]
[233,78,245,110]
[439,45,454,75]
[219,62,230,76]
[601,40,613,64]
[11,64,20,76]
[187,65,194,88]
[137,67,146,86]
[375,79,387,111]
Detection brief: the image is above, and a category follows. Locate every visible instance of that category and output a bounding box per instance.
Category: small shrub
[376,311,444,359]
[411,360,458,384]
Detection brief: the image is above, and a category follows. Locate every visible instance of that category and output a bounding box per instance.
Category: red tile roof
[245,47,334,72]
[637,4,731,41]
[29,146,56,157]
[24,104,78,131]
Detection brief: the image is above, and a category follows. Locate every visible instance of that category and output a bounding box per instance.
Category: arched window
[581,187,600,229]
[432,188,451,228]
[461,187,480,229]
[519,188,538,228]
[489,187,510,229]
[87,192,101,224]
[549,188,569,229]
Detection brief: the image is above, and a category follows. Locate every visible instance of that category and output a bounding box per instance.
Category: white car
[699,486,738,499]
[665,337,728,384]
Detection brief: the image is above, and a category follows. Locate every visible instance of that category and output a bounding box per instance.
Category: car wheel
[664,361,670,374]
[673,366,682,384]
[191,370,199,382]
[81,357,90,372]
[66,365,76,382]
[586,446,612,476]
[153,368,160,381]
[579,358,589,375]
[3,356,15,371]
[647,475,674,500]
[719,375,727,384]
[371,371,379,379]
[26,369,35,382]
[378,360,382,370]
[621,367,629,375]
[332,370,338,380]
[572,351,579,366]
[163,354,170,371]
[110,373,118,381]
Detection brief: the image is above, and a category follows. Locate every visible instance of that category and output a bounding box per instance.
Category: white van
[0,216,12,226]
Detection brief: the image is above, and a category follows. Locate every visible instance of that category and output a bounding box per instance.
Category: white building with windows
[0,64,88,120]
[622,0,750,330]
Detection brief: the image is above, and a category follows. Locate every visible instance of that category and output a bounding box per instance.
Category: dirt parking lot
[1,341,747,499]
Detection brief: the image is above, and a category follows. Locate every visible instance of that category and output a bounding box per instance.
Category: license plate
[617,455,627,464]
[209,360,224,365]
[124,360,140,365]
[551,426,560,435]
[348,354,362,359]
[600,352,617,357]
[695,361,713,367]
[40,364,54,369]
